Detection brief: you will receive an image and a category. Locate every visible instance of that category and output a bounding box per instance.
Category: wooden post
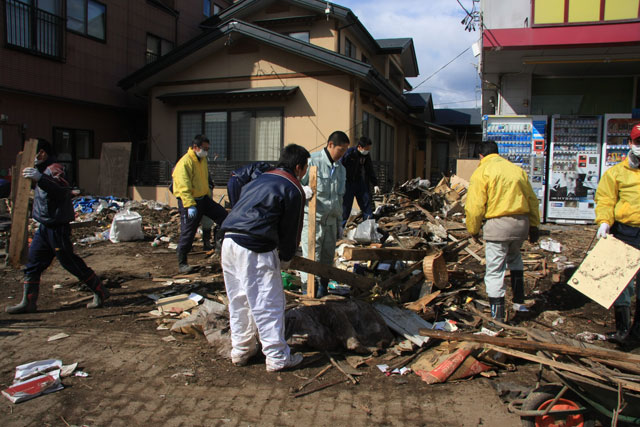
[9,139,38,268]
[307,166,317,298]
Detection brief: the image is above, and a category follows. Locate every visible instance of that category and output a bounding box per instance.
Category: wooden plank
[484,345,640,393]
[307,166,317,298]
[417,328,640,365]
[374,303,431,347]
[10,154,21,205]
[379,260,423,290]
[448,233,485,265]
[98,142,132,198]
[568,236,640,309]
[8,139,38,268]
[405,290,441,312]
[290,256,377,291]
[342,247,430,261]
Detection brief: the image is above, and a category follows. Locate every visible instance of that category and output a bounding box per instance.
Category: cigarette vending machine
[482,115,548,219]
[546,115,602,224]
[601,114,640,174]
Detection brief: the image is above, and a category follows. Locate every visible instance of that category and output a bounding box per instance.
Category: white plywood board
[568,236,640,309]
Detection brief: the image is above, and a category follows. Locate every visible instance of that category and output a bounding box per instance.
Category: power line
[434,98,478,107]
[410,46,470,91]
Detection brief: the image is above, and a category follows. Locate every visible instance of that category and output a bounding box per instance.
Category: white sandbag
[109,209,144,243]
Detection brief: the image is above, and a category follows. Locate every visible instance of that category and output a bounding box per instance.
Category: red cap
[632,123,640,142]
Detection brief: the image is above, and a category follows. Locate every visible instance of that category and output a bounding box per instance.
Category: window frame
[203,0,221,17]
[4,0,65,60]
[344,37,356,59]
[286,31,310,43]
[66,0,107,43]
[52,126,95,185]
[177,107,285,162]
[145,32,174,64]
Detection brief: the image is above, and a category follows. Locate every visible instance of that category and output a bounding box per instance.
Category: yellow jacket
[465,154,540,235]
[172,148,210,208]
[595,158,640,227]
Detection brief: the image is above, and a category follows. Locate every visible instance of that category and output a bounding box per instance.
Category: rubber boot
[510,270,525,304]
[606,306,631,344]
[177,249,194,274]
[214,227,224,253]
[86,277,110,309]
[202,229,213,251]
[6,282,39,314]
[489,297,505,324]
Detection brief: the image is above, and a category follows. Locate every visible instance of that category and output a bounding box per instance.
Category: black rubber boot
[489,297,505,323]
[510,270,525,304]
[6,282,39,314]
[202,229,213,251]
[86,276,110,309]
[607,306,631,344]
[177,249,194,274]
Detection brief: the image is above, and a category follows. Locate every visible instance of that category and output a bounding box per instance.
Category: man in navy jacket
[220,144,309,372]
[340,136,380,225]
[226,161,273,208]
[6,139,108,314]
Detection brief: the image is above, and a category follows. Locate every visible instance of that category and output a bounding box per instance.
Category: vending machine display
[482,115,547,218]
[546,115,602,223]
[601,114,640,174]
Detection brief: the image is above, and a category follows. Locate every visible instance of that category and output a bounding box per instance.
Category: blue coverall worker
[300,131,349,297]
[465,140,540,322]
[172,134,227,273]
[6,139,109,314]
[595,123,640,345]
[221,144,309,371]
[340,136,380,224]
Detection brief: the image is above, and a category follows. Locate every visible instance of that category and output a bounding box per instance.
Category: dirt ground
[0,219,630,426]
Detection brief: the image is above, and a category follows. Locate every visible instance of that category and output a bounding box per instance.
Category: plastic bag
[349,219,382,243]
[109,209,144,243]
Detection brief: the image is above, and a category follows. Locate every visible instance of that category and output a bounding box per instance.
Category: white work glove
[596,223,610,239]
[280,259,291,270]
[374,186,381,195]
[303,185,313,200]
[23,167,42,181]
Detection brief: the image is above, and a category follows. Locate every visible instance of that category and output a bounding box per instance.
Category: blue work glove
[23,167,42,181]
[187,207,197,219]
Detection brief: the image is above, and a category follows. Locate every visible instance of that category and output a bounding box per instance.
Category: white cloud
[339,0,481,109]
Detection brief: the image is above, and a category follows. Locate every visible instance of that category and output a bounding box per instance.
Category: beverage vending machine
[601,114,640,174]
[546,115,602,223]
[482,115,548,219]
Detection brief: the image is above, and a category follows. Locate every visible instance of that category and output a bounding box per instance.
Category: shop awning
[157,86,299,104]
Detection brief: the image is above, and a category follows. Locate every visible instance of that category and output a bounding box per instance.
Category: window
[178,109,282,162]
[146,34,174,64]
[287,31,309,43]
[361,54,369,64]
[203,1,221,17]
[362,111,395,162]
[344,37,356,59]
[67,0,106,41]
[5,0,64,59]
[53,127,94,184]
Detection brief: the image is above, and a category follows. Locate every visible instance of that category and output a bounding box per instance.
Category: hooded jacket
[595,157,640,227]
[172,147,211,208]
[32,158,75,226]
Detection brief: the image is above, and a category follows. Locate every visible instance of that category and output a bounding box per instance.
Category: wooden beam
[307,166,317,298]
[417,328,640,365]
[448,233,485,265]
[342,247,430,261]
[9,139,38,268]
[290,256,377,291]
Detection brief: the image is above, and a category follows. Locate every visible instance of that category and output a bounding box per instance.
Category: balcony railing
[4,0,65,60]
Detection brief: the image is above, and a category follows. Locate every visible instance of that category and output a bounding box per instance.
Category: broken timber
[418,328,640,365]
[290,256,377,291]
[307,166,317,298]
[342,247,430,261]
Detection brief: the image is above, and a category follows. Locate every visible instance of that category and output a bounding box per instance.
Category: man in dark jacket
[340,136,380,224]
[220,144,309,372]
[6,139,109,314]
[226,161,273,208]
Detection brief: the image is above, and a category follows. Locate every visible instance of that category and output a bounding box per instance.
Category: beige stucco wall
[148,42,353,161]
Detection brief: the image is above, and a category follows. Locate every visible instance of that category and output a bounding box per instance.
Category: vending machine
[546,115,602,224]
[482,115,548,219]
[601,114,640,174]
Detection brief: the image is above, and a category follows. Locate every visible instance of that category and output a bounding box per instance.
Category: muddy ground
[0,213,630,426]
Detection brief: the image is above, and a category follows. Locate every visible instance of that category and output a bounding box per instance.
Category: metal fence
[4,0,65,60]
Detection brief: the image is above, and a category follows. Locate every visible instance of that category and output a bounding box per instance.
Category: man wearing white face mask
[340,136,380,226]
[172,134,228,273]
[595,123,640,346]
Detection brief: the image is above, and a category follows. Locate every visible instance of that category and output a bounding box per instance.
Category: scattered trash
[2,360,64,403]
[539,238,562,253]
[575,331,607,343]
[47,333,69,342]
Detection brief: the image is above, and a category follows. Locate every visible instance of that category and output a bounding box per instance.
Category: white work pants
[484,240,525,298]
[221,238,291,370]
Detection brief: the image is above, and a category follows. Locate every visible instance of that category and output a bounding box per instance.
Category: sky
[337,0,481,110]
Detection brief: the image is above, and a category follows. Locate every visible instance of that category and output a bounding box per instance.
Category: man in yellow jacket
[595,123,640,345]
[465,141,540,322]
[172,134,228,273]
